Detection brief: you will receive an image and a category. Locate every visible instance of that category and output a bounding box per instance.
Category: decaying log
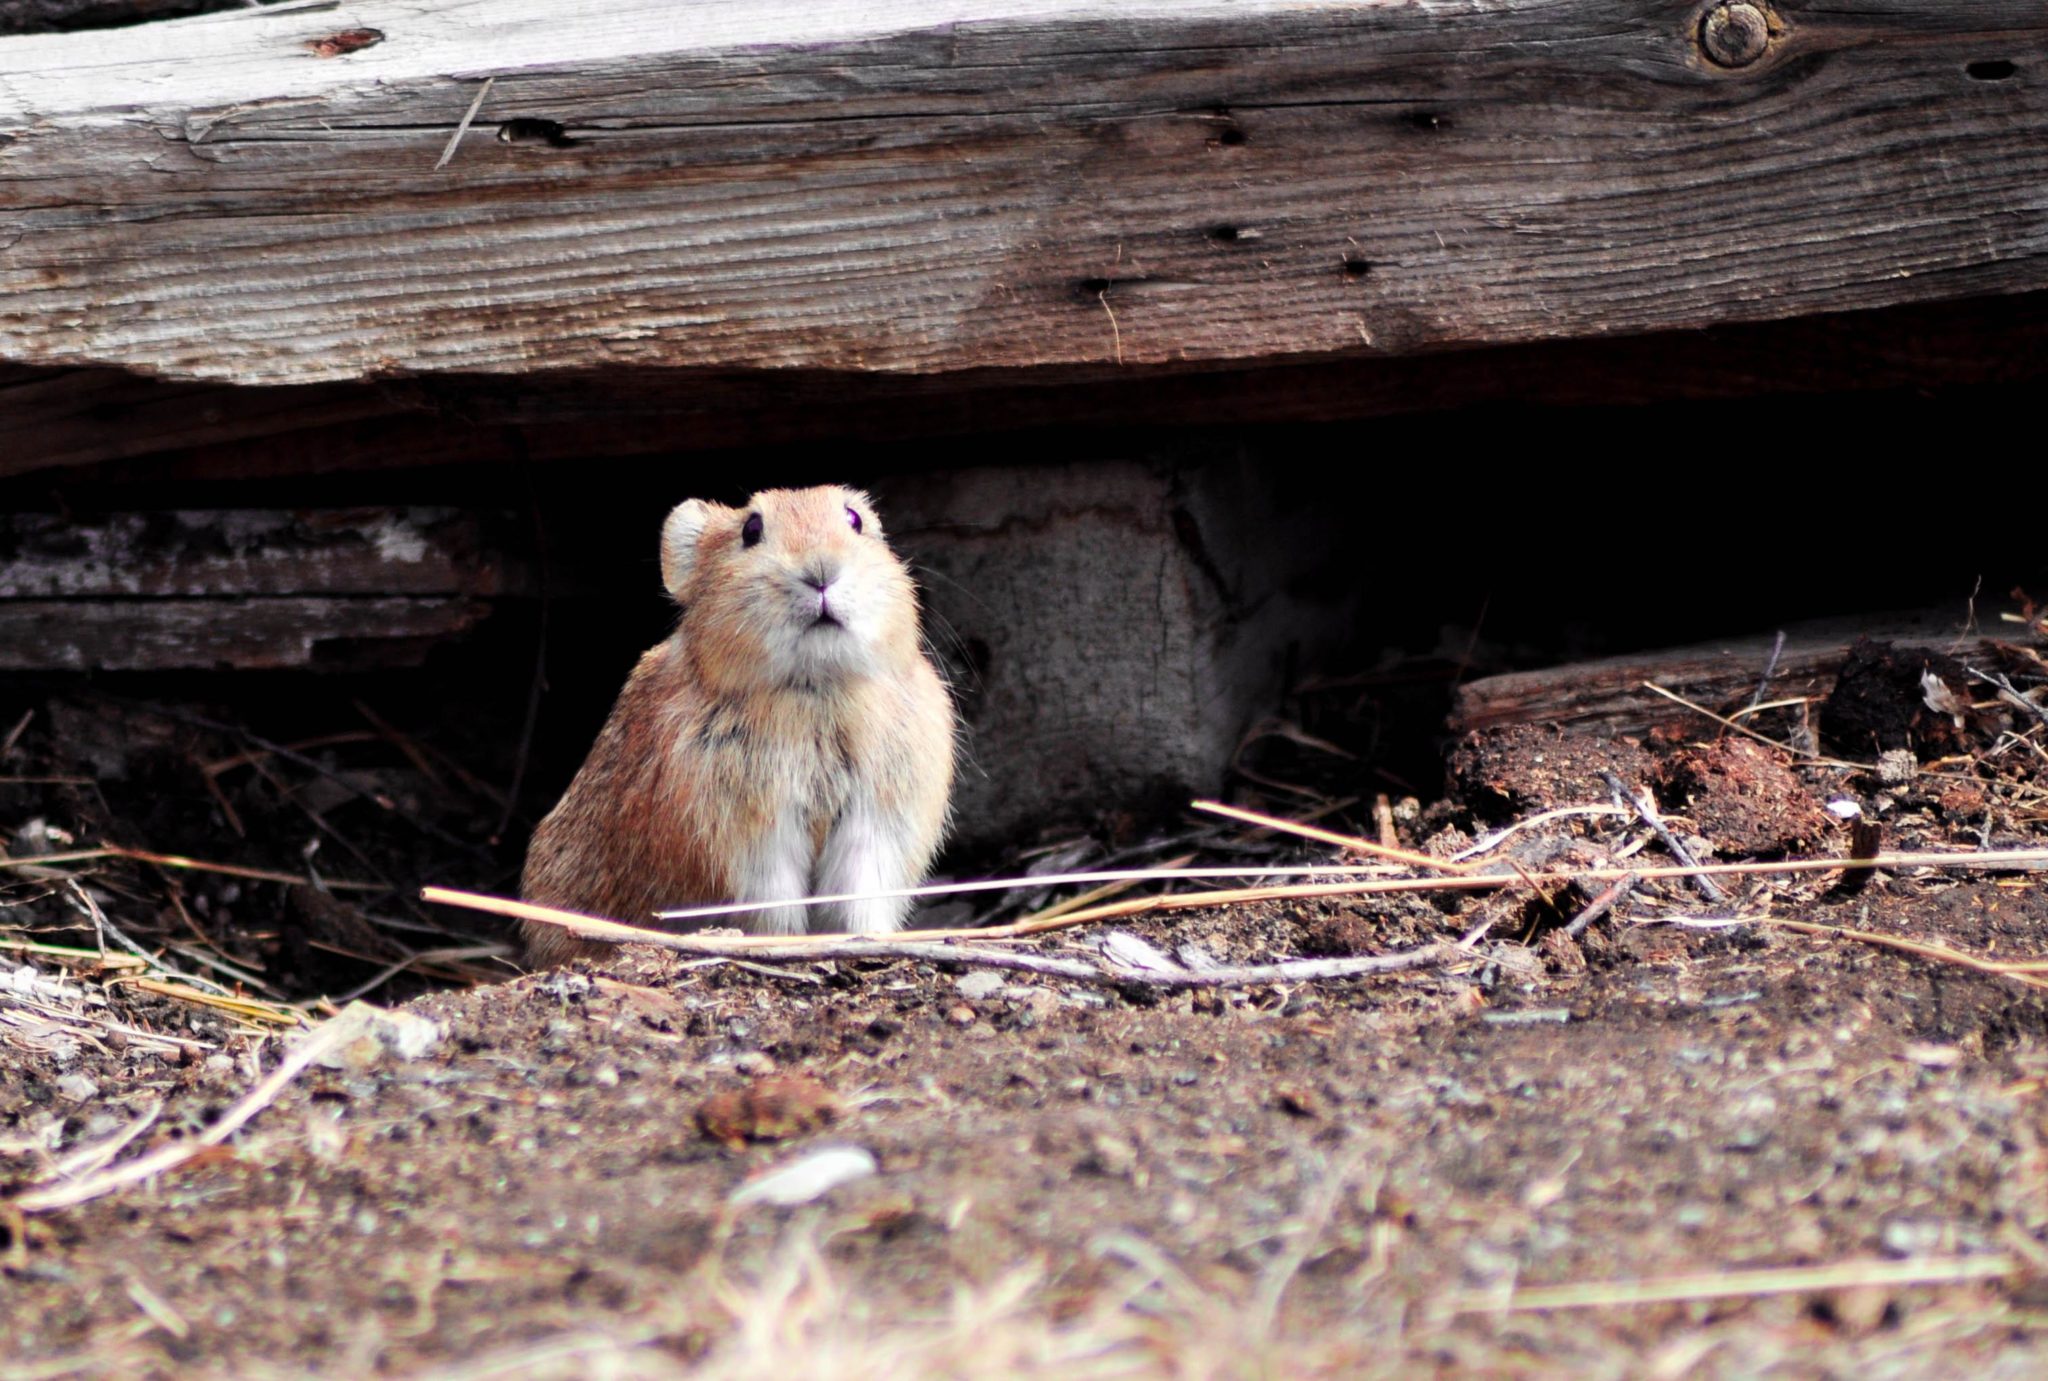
[1,1,2044,386]
[1450,611,1998,738]
[0,509,513,669]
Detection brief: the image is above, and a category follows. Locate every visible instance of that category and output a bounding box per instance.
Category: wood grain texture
[9,285,2048,481]
[0,597,489,669]
[0,1,2044,385]
[0,508,515,597]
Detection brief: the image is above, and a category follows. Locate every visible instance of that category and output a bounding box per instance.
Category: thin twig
[12,1008,372,1213]
[1451,805,1629,863]
[114,977,304,1026]
[1015,854,1197,928]
[435,75,495,170]
[1740,915,2048,986]
[327,943,513,1004]
[1192,799,1474,873]
[48,1103,162,1182]
[115,697,492,861]
[1603,772,1726,904]
[653,863,1400,923]
[427,845,2048,953]
[732,936,1459,989]
[1967,666,2048,729]
[1745,629,1787,715]
[0,845,380,891]
[1,707,32,758]
[1644,682,1876,771]
[1441,1254,2016,1316]
[1564,873,1638,939]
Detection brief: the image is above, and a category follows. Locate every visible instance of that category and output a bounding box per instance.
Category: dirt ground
[4,636,2048,1378]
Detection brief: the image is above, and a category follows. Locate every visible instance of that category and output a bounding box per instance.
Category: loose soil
[4,646,2048,1377]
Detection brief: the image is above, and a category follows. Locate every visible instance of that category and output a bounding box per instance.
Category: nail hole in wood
[306,28,383,58]
[497,118,577,148]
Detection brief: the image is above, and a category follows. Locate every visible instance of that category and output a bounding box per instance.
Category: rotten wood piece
[0,509,511,669]
[1450,611,2000,737]
[1,1,2044,387]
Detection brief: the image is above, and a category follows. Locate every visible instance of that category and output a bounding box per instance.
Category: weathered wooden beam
[1,1,2043,386]
[8,287,2048,483]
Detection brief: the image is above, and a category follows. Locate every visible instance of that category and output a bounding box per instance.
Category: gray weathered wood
[1,0,2044,385]
[0,509,514,597]
[0,597,489,669]
[0,508,511,668]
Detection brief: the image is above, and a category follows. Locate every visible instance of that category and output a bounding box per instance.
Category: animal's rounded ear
[844,488,886,542]
[660,500,716,598]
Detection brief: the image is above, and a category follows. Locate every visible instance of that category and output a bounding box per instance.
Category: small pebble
[729,1145,877,1208]
[954,971,1004,1001]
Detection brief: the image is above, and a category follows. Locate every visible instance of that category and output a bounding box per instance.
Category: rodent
[519,485,956,966]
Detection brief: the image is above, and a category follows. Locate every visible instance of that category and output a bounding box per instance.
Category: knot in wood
[1699,3,1773,68]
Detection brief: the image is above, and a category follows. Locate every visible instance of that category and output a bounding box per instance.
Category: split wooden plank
[0,1,2044,386]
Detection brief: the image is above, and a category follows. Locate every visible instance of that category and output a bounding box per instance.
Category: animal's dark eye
[741,513,763,547]
[845,506,863,534]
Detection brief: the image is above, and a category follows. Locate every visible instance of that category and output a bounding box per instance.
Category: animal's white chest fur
[721,729,916,936]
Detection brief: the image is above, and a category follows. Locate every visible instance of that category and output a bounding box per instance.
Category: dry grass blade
[48,1102,162,1181]
[420,888,1466,987]
[1440,1253,2018,1315]
[1669,914,2048,989]
[0,937,150,971]
[0,845,381,891]
[1192,798,1473,872]
[1013,853,1198,927]
[115,977,305,1027]
[430,845,2048,955]
[10,1005,374,1214]
[650,861,1402,924]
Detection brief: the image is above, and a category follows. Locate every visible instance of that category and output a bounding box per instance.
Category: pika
[519,486,956,966]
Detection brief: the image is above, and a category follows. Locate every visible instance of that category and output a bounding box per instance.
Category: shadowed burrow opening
[1966,59,2017,81]
[1,357,2044,1002]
